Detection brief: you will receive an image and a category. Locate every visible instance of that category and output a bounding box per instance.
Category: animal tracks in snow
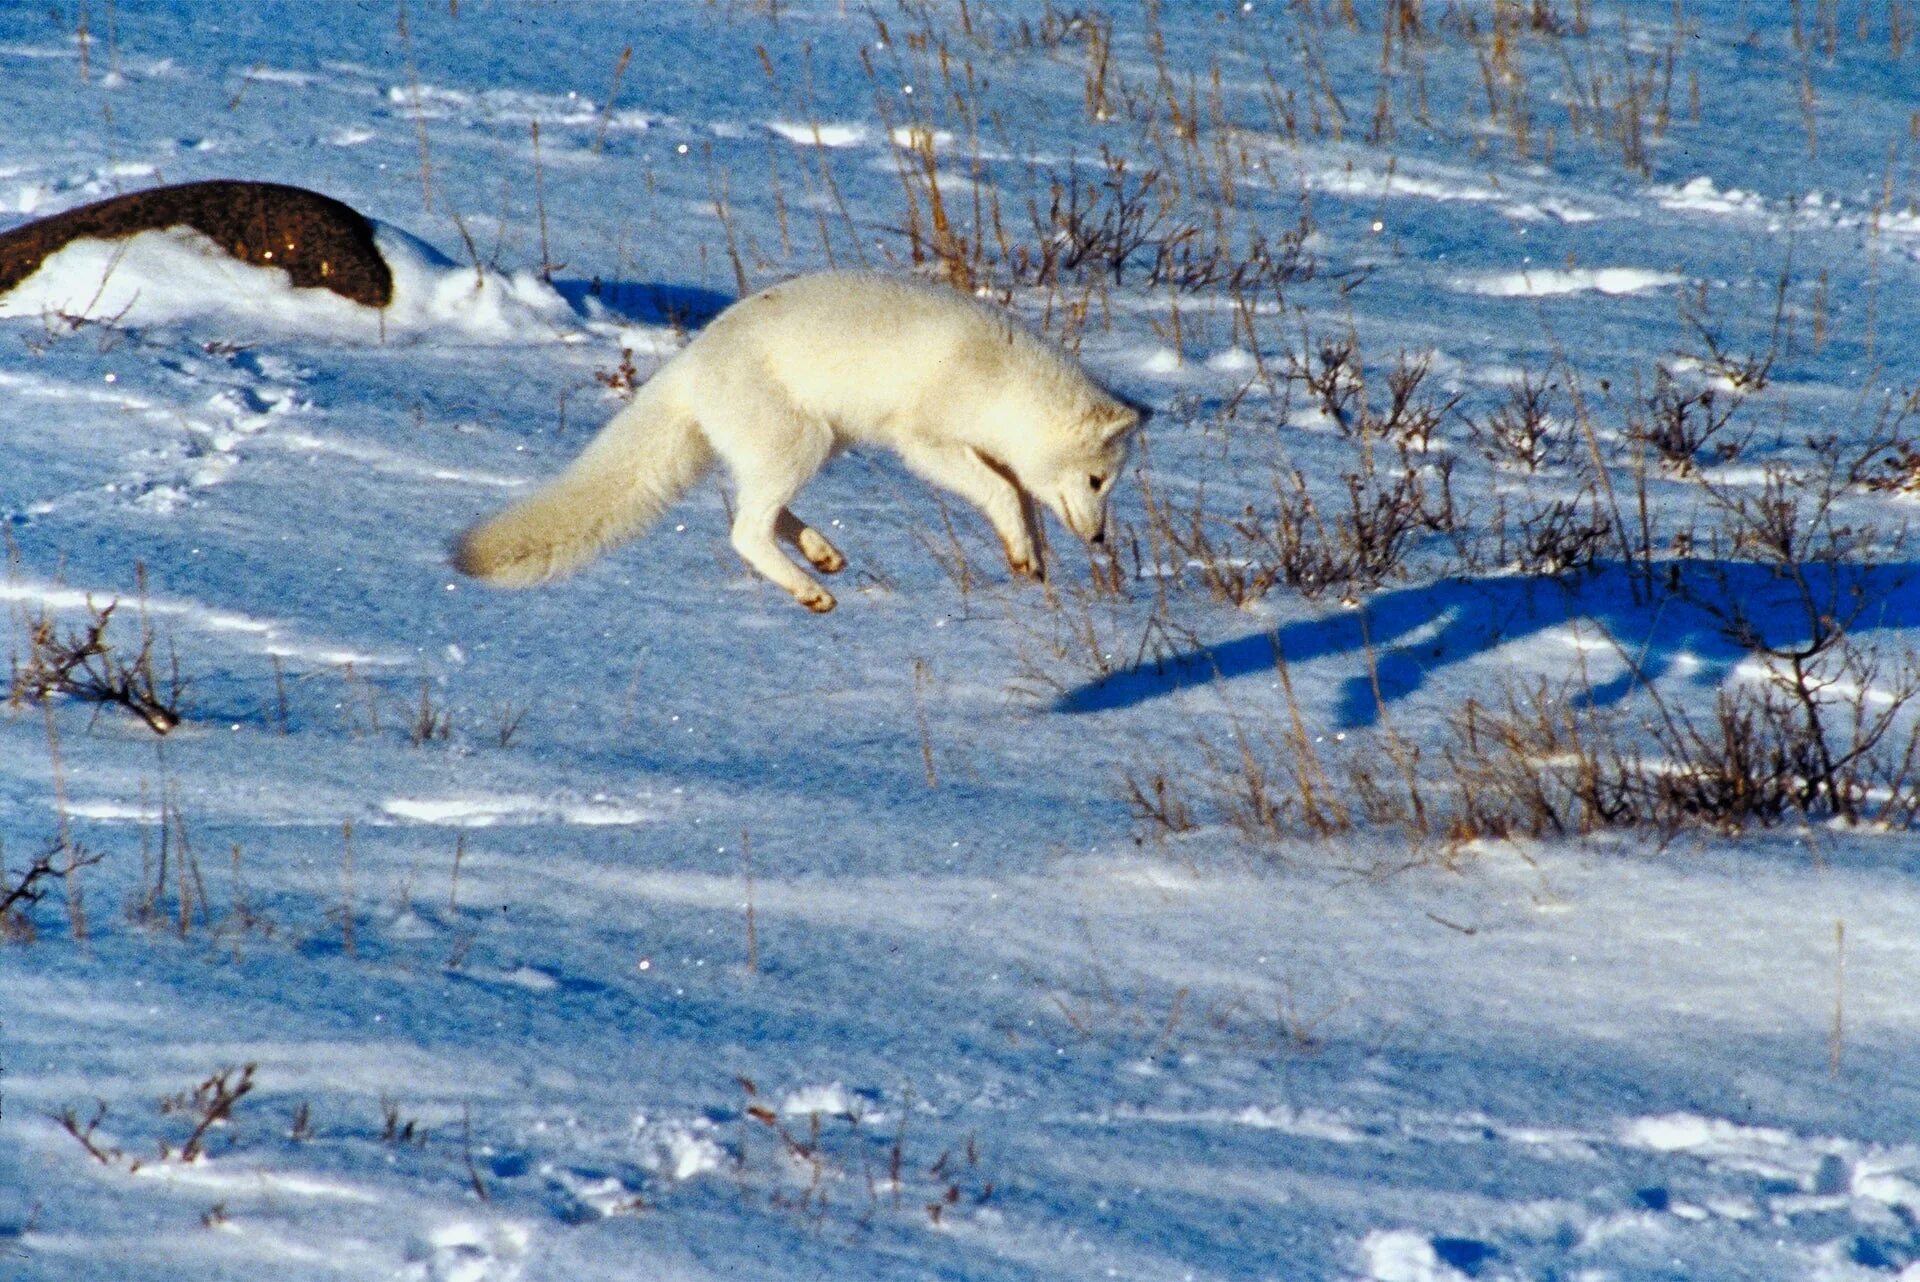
[400,1221,529,1282]
[0,340,312,515]
[1102,1103,1920,1277]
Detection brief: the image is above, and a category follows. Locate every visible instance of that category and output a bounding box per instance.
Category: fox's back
[682,272,1083,438]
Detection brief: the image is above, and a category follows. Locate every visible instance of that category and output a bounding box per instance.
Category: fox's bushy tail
[452,376,711,587]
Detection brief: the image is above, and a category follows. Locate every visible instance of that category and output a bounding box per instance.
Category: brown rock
[0,180,393,308]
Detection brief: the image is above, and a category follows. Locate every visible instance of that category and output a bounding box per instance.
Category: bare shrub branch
[11,599,184,734]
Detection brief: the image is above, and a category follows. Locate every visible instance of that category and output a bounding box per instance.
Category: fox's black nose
[1090,525,1107,546]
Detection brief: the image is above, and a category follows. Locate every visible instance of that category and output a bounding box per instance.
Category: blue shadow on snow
[1055,560,1920,729]
[552,278,733,329]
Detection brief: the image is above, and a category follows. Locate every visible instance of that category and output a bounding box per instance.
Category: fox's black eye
[1089,474,1106,491]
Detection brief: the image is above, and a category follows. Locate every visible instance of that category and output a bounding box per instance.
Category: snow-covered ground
[4,2,1920,1278]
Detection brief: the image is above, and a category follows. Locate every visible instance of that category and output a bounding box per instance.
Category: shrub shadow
[1057,560,1920,728]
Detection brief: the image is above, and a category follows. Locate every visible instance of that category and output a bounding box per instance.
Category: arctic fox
[451,271,1142,612]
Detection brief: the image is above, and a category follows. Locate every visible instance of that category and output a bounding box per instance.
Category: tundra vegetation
[4,1,1920,1278]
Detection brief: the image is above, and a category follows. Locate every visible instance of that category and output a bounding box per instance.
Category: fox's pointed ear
[1094,397,1149,443]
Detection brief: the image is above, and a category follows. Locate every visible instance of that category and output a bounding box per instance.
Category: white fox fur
[453,270,1142,612]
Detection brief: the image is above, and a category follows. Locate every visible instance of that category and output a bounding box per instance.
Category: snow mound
[1457,267,1683,297]
[635,1122,727,1182]
[380,795,658,827]
[766,120,869,148]
[1655,175,1770,215]
[1359,1229,1476,1282]
[0,220,578,344]
[1304,159,1499,204]
[779,1083,856,1118]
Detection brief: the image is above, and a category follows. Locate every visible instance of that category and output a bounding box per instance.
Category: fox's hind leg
[709,404,838,613]
[776,508,846,574]
[893,440,1045,581]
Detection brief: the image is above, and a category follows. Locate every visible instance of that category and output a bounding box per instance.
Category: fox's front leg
[895,440,1045,581]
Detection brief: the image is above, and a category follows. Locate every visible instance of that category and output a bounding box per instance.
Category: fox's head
[1028,396,1145,546]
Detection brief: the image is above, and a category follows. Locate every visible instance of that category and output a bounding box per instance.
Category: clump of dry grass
[1127,342,1466,609]
[731,1077,996,1229]
[58,1062,258,1171]
[1128,631,1920,857]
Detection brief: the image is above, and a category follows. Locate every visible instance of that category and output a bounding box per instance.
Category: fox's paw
[1004,547,1046,582]
[797,529,846,575]
[795,584,837,614]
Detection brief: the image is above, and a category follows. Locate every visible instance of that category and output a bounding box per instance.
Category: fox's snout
[1054,496,1110,545]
